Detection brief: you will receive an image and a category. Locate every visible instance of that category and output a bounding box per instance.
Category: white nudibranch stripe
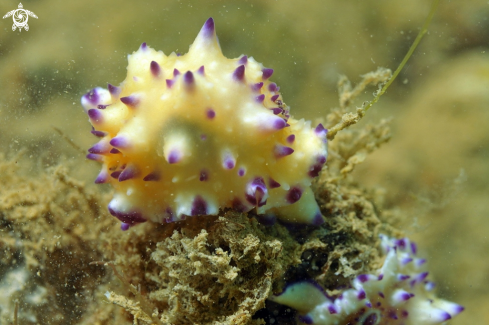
[82,18,327,230]
[269,235,464,325]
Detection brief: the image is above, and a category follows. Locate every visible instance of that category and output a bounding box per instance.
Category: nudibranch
[81,18,327,230]
[269,235,464,325]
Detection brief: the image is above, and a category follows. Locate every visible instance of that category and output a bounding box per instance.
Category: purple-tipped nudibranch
[269,235,464,324]
[81,18,327,230]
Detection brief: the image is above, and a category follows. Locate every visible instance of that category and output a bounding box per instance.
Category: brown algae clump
[0,153,119,324]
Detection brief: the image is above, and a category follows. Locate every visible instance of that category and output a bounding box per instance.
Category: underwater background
[1,0,488,324]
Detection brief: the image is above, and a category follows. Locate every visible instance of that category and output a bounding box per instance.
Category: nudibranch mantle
[270,235,464,325]
[82,18,327,229]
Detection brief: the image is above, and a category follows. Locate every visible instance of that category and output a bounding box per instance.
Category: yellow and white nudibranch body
[82,18,327,230]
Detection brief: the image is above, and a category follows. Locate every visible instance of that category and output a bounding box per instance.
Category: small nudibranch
[81,18,327,230]
[269,235,464,325]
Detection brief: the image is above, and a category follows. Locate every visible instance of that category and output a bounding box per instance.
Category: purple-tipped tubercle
[312,211,325,225]
[357,289,367,300]
[357,274,371,283]
[270,108,283,115]
[88,141,110,154]
[327,304,338,315]
[308,163,323,177]
[238,55,248,64]
[308,155,326,177]
[201,17,215,38]
[150,61,161,77]
[393,290,414,303]
[191,196,208,216]
[401,257,413,265]
[143,172,160,181]
[434,311,452,322]
[395,239,407,250]
[91,127,107,138]
[110,137,130,149]
[206,108,216,119]
[286,134,295,144]
[95,170,108,184]
[110,171,122,179]
[86,153,103,162]
[261,116,286,132]
[197,65,205,75]
[410,242,418,254]
[120,95,139,107]
[255,94,265,103]
[268,83,278,92]
[184,71,195,86]
[245,177,268,207]
[286,186,302,204]
[415,272,429,283]
[118,164,138,182]
[108,83,121,96]
[222,154,236,170]
[233,65,245,81]
[274,144,294,158]
[262,68,274,80]
[166,79,175,89]
[415,258,427,267]
[88,109,103,124]
[108,206,146,224]
[317,155,327,164]
[168,149,183,164]
[251,82,263,92]
[83,88,100,105]
[315,123,328,138]
[268,177,281,189]
[298,315,314,325]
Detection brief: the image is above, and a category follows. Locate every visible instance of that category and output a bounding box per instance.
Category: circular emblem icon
[3,3,38,32]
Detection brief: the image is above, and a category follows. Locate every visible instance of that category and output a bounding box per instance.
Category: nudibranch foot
[82,18,327,229]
